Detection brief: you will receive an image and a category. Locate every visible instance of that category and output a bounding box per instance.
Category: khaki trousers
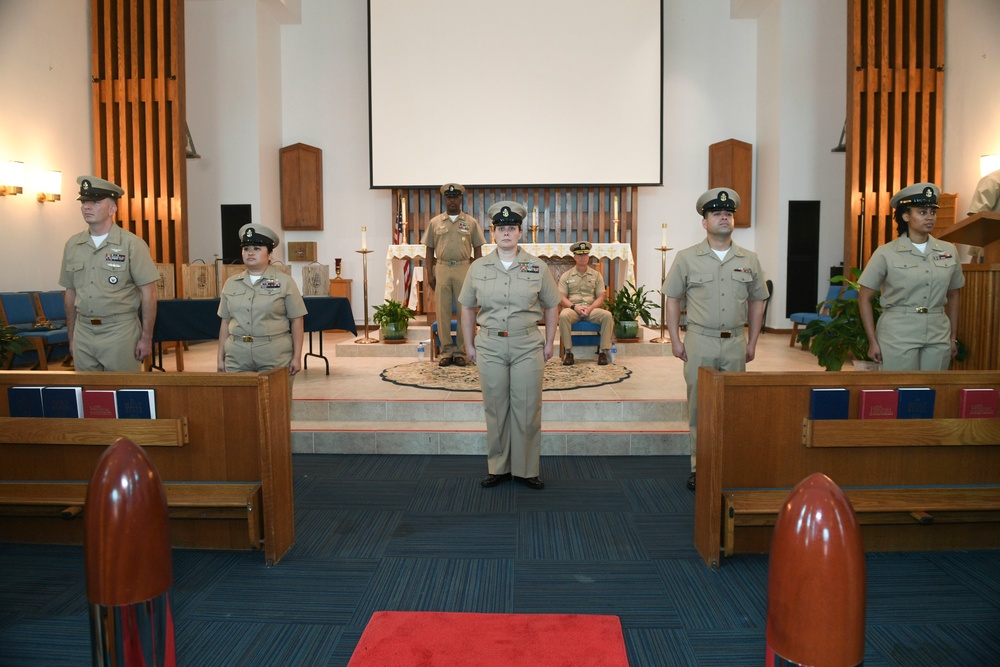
[476,327,545,478]
[433,262,471,360]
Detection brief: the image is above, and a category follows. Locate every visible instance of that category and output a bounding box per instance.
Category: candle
[361,226,367,251]
[661,223,667,248]
[613,220,618,243]
[613,195,619,220]
[401,197,407,224]
[532,207,538,227]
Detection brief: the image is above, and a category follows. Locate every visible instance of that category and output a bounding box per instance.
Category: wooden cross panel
[845,0,944,272]
[90,0,189,291]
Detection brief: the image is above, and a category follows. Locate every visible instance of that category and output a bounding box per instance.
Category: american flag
[394,195,412,304]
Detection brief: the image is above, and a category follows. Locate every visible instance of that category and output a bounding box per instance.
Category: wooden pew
[0,481,263,549]
[0,369,294,564]
[695,368,1000,569]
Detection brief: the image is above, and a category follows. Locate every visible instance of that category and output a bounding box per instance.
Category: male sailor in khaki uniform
[662,188,769,491]
[59,176,159,371]
[460,201,560,490]
[422,183,486,366]
[557,241,613,365]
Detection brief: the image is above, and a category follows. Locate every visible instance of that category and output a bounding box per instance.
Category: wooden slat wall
[90,0,188,293]
[845,0,944,273]
[393,186,638,290]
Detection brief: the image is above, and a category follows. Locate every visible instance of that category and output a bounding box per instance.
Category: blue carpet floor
[1,454,998,666]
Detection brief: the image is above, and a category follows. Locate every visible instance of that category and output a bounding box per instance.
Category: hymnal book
[858,389,897,419]
[809,388,850,420]
[116,389,156,419]
[7,386,45,417]
[41,386,84,419]
[959,388,999,419]
[82,390,118,419]
[897,387,936,419]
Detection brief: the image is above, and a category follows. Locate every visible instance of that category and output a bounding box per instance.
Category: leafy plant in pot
[795,269,882,371]
[606,281,657,341]
[0,324,34,368]
[372,299,415,341]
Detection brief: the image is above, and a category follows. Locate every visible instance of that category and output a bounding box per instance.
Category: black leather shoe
[480,472,512,488]
[522,476,545,490]
[597,351,609,365]
[438,357,453,367]
[563,352,574,366]
[687,472,696,491]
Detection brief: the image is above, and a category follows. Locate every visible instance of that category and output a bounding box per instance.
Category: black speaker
[221,204,252,264]
[785,201,821,318]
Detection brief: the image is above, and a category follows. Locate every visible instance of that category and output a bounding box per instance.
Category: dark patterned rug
[380,359,632,392]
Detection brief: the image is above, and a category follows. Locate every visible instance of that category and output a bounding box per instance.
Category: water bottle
[610,342,617,363]
[417,341,425,362]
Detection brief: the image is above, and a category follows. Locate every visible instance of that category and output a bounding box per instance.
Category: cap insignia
[244,228,255,240]
[81,180,91,192]
[719,191,728,202]
[923,187,934,198]
[501,206,510,218]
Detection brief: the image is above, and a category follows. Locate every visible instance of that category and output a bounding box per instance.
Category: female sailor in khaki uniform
[459,201,560,490]
[217,224,307,377]
[858,183,964,370]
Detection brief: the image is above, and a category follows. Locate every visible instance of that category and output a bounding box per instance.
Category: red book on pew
[82,390,118,419]
[959,388,999,419]
[858,389,897,419]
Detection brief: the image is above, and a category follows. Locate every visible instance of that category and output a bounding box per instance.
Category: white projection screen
[368,0,662,188]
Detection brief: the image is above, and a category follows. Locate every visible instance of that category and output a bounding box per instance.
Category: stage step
[291,398,690,456]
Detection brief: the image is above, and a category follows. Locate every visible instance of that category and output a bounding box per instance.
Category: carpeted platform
[347,611,630,667]
[380,359,632,392]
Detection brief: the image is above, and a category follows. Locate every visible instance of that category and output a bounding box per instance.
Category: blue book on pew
[897,387,936,419]
[809,388,850,419]
[41,386,84,418]
[8,386,45,417]
[116,389,157,419]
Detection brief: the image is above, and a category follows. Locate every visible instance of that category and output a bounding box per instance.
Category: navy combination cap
[487,200,527,226]
[238,223,280,249]
[696,188,740,216]
[891,182,940,209]
[440,183,466,197]
[570,241,592,255]
[76,175,125,201]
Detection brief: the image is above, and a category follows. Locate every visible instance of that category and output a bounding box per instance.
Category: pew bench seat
[0,480,263,550]
[722,486,1000,557]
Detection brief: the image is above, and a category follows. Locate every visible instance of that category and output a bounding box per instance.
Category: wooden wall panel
[845,0,944,273]
[90,0,188,294]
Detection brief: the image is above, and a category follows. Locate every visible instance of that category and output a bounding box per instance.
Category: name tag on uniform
[105,253,126,262]
[518,262,540,274]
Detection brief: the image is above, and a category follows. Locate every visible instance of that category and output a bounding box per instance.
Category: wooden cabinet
[709,139,752,228]
[280,143,323,230]
[329,278,352,303]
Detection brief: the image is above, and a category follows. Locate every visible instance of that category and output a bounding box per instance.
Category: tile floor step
[292,399,688,423]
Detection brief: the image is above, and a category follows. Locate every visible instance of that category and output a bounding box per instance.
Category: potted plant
[606,281,657,341]
[795,268,881,371]
[0,324,34,369]
[372,299,415,342]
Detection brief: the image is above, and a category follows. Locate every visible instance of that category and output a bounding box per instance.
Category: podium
[937,212,1000,370]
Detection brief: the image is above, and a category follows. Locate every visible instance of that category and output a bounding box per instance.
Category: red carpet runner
[348,611,630,667]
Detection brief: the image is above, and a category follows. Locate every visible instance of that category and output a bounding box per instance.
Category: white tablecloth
[384,243,636,302]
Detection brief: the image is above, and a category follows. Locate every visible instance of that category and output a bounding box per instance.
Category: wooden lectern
[937,212,1000,370]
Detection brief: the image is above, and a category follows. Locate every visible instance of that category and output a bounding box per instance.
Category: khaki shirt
[969,169,1000,214]
[858,235,964,309]
[558,266,605,305]
[59,225,160,317]
[219,266,308,337]
[422,212,486,262]
[662,240,768,330]
[459,248,560,331]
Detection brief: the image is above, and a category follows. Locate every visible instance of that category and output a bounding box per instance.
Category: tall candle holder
[650,244,673,344]
[612,219,619,243]
[354,248,379,344]
[335,257,342,278]
[530,224,538,243]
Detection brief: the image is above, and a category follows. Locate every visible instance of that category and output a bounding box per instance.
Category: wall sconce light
[0,160,25,196]
[980,154,1000,178]
[36,170,62,203]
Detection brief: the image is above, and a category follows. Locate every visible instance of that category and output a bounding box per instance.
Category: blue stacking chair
[0,292,69,370]
[788,284,857,348]
[567,319,602,360]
